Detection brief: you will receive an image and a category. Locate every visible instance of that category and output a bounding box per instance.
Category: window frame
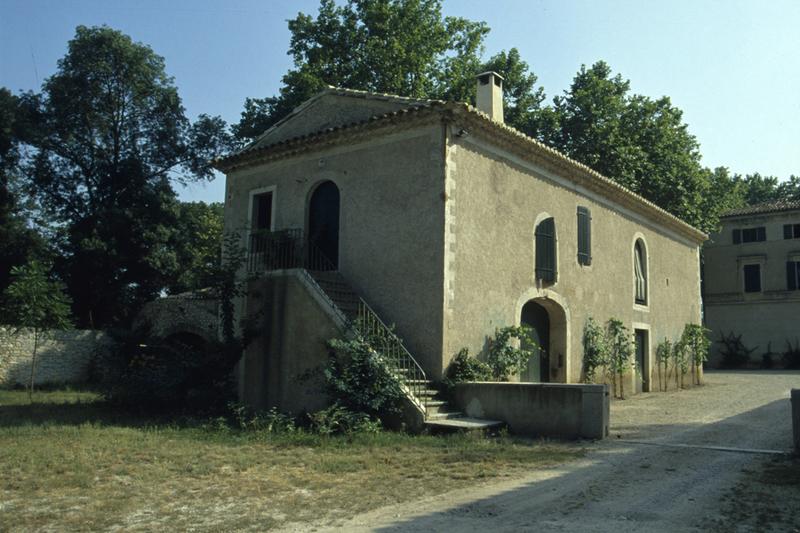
[633,239,648,306]
[248,185,277,233]
[783,223,800,240]
[734,226,766,244]
[787,255,800,291]
[742,263,762,293]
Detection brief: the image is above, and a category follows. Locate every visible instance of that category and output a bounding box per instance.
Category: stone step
[425,409,464,420]
[424,417,505,431]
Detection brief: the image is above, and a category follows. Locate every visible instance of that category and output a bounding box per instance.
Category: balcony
[247,228,335,273]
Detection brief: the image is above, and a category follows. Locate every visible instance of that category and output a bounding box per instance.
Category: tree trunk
[618,371,625,400]
[28,330,39,402]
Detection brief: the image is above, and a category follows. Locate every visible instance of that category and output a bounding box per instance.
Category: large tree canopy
[0,88,48,300]
[234,0,489,141]
[17,26,232,327]
[236,2,766,233]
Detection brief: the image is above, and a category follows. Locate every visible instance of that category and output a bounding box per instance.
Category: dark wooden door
[308,181,340,269]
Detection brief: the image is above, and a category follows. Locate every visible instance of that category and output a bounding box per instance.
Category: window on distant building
[535,217,557,283]
[787,261,800,291]
[634,239,648,305]
[743,263,762,293]
[733,226,766,244]
[577,206,592,266]
[783,224,800,239]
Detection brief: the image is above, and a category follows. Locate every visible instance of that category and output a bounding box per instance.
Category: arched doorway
[521,300,550,382]
[308,181,340,269]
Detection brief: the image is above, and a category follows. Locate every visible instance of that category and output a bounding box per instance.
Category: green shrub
[655,338,672,391]
[582,317,608,383]
[445,348,492,383]
[99,324,235,412]
[229,403,297,434]
[486,325,537,380]
[606,318,632,399]
[308,403,382,436]
[324,335,405,418]
[679,324,710,385]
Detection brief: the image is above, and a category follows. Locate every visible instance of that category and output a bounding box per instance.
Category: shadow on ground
[365,399,794,533]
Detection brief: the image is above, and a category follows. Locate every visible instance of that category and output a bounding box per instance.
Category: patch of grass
[0,389,583,531]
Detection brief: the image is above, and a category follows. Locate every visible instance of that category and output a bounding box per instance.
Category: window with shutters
[535,217,557,283]
[783,223,800,239]
[577,206,592,265]
[743,263,762,292]
[634,240,648,305]
[788,261,800,291]
[733,226,766,244]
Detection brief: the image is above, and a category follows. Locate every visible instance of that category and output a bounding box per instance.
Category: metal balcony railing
[247,228,335,273]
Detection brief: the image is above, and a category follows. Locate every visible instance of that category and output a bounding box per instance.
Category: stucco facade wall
[444,131,703,386]
[0,326,112,387]
[703,209,800,365]
[225,124,447,375]
[241,271,342,414]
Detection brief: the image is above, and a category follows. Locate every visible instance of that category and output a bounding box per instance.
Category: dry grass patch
[0,389,583,531]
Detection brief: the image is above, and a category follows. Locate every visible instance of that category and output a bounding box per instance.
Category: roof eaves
[450,103,707,243]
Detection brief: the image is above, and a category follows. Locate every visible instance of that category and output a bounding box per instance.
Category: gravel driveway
[309,371,799,532]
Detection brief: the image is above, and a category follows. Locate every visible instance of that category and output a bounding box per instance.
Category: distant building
[703,199,800,366]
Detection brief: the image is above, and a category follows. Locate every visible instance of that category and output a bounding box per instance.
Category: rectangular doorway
[634,329,650,393]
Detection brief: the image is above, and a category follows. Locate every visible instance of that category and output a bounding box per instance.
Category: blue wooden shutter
[733,229,741,244]
[577,207,592,265]
[785,225,793,240]
[535,217,557,282]
[788,262,798,291]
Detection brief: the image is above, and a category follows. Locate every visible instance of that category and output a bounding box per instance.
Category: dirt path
[293,371,799,532]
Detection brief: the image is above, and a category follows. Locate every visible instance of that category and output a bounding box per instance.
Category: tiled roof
[722,199,800,217]
[214,88,707,244]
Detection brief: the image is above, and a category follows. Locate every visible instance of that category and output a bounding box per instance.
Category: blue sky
[1,0,798,204]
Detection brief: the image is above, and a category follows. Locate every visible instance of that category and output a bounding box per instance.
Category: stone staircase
[307,270,503,432]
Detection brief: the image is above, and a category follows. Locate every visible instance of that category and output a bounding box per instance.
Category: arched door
[521,300,550,382]
[308,181,340,269]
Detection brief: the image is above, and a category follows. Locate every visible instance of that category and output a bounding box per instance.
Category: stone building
[213,73,706,421]
[703,199,800,366]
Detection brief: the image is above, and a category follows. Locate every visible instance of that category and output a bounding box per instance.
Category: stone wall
[134,294,220,343]
[0,326,113,387]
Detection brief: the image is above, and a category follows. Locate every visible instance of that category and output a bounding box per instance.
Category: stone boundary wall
[0,326,113,387]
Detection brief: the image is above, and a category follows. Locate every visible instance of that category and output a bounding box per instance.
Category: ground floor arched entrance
[518,295,569,383]
[521,301,550,382]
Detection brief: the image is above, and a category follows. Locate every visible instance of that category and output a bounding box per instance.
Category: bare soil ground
[302,371,800,532]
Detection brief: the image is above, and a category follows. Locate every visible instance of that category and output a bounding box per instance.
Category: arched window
[535,217,557,283]
[634,239,648,305]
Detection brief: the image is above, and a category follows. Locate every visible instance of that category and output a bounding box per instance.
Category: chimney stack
[475,71,504,124]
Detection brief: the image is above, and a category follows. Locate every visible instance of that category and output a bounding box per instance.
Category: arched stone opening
[517,292,569,383]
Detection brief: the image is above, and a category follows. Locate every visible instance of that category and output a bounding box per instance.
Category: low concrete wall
[0,326,113,387]
[792,389,800,453]
[452,382,609,439]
